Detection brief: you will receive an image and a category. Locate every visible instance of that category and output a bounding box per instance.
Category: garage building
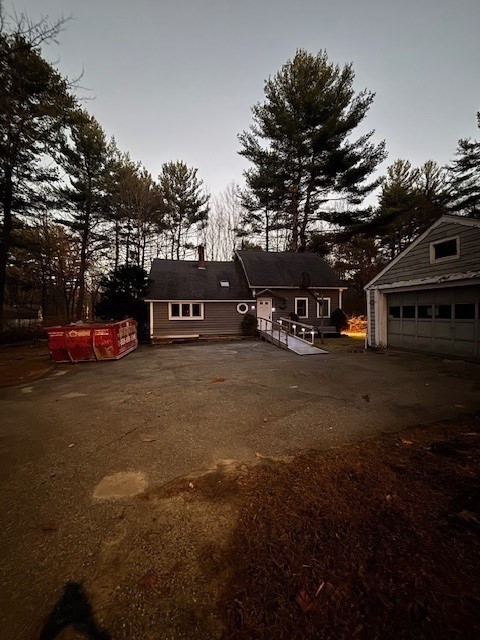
[365,215,480,360]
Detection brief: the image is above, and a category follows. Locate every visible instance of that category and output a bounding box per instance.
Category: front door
[256,298,272,329]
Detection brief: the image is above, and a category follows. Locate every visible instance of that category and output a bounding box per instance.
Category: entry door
[256,298,272,329]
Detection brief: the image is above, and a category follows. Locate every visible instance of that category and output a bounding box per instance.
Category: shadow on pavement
[39,582,111,640]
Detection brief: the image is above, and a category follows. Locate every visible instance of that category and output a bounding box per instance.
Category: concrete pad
[93,471,147,500]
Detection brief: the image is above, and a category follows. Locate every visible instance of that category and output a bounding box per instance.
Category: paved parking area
[1,340,479,638]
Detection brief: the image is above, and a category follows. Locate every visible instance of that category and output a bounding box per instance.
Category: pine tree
[239,49,386,251]
[448,113,480,218]
[58,109,110,319]
[158,161,209,259]
[0,8,73,328]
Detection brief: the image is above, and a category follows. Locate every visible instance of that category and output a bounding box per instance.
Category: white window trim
[295,297,308,318]
[429,236,460,264]
[168,302,204,320]
[317,297,331,318]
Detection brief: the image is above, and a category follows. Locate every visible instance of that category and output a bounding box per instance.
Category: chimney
[198,245,206,269]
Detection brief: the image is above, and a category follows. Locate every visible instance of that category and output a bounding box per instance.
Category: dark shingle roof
[236,250,340,288]
[147,259,252,300]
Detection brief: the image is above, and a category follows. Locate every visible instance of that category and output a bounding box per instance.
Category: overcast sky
[8,0,480,197]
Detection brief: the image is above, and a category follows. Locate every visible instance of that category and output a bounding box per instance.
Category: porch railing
[257,316,317,348]
[257,316,290,350]
[279,317,317,345]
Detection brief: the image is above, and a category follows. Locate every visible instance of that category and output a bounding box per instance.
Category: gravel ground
[0,340,479,639]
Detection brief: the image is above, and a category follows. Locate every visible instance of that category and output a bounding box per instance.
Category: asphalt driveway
[1,340,479,639]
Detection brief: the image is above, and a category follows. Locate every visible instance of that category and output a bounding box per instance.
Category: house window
[430,236,460,263]
[317,298,331,318]
[295,298,308,318]
[168,302,204,320]
[454,303,475,320]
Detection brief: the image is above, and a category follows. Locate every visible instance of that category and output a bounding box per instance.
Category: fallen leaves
[138,569,158,590]
[210,377,227,383]
[295,588,320,614]
[41,523,59,532]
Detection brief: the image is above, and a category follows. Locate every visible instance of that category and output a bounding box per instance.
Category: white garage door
[387,285,480,359]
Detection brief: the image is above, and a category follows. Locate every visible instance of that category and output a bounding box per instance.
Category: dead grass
[0,343,53,387]
[220,418,480,639]
[315,334,365,351]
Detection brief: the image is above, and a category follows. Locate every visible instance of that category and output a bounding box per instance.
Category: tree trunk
[0,167,14,331]
[299,185,313,252]
[75,213,89,321]
[114,219,120,270]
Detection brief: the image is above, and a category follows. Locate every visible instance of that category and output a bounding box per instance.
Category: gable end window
[430,236,460,263]
[168,302,204,320]
[295,298,308,318]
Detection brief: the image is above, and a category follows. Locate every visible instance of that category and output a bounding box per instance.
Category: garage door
[387,285,480,359]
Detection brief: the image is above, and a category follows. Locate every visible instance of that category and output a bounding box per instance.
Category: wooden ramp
[259,319,328,356]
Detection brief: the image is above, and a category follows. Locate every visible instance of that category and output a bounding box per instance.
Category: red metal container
[45,319,138,363]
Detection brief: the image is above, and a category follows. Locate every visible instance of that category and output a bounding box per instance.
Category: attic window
[430,236,460,263]
[220,281,230,287]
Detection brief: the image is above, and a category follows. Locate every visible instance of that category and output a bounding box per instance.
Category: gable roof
[146,259,252,300]
[236,250,341,288]
[365,214,480,290]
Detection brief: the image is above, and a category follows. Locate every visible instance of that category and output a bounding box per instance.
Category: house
[146,247,345,341]
[236,250,343,330]
[365,215,480,360]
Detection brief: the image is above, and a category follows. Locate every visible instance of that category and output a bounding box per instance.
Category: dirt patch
[220,418,480,639]
[0,343,53,387]
[81,420,480,639]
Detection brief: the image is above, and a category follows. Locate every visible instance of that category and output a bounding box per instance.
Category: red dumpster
[45,319,138,363]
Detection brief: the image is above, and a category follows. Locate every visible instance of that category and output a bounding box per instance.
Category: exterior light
[278,319,282,325]
[272,307,276,312]
[251,305,255,309]
[292,324,296,330]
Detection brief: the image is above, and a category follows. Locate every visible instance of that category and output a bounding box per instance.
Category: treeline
[236,50,479,312]
[0,10,212,328]
[1,11,479,328]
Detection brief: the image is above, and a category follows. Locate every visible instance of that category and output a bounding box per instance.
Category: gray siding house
[365,215,480,359]
[146,247,345,341]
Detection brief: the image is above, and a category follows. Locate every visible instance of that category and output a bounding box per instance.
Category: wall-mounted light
[251,305,255,310]
[272,307,276,312]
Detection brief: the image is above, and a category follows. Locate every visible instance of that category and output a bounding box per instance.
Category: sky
[7,0,480,198]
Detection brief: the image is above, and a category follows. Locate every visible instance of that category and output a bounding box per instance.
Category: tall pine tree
[448,112,480,218]
[59,109,110,319]
[239,49,386,251]
[0,9,73,328]
[158,161,209,259]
